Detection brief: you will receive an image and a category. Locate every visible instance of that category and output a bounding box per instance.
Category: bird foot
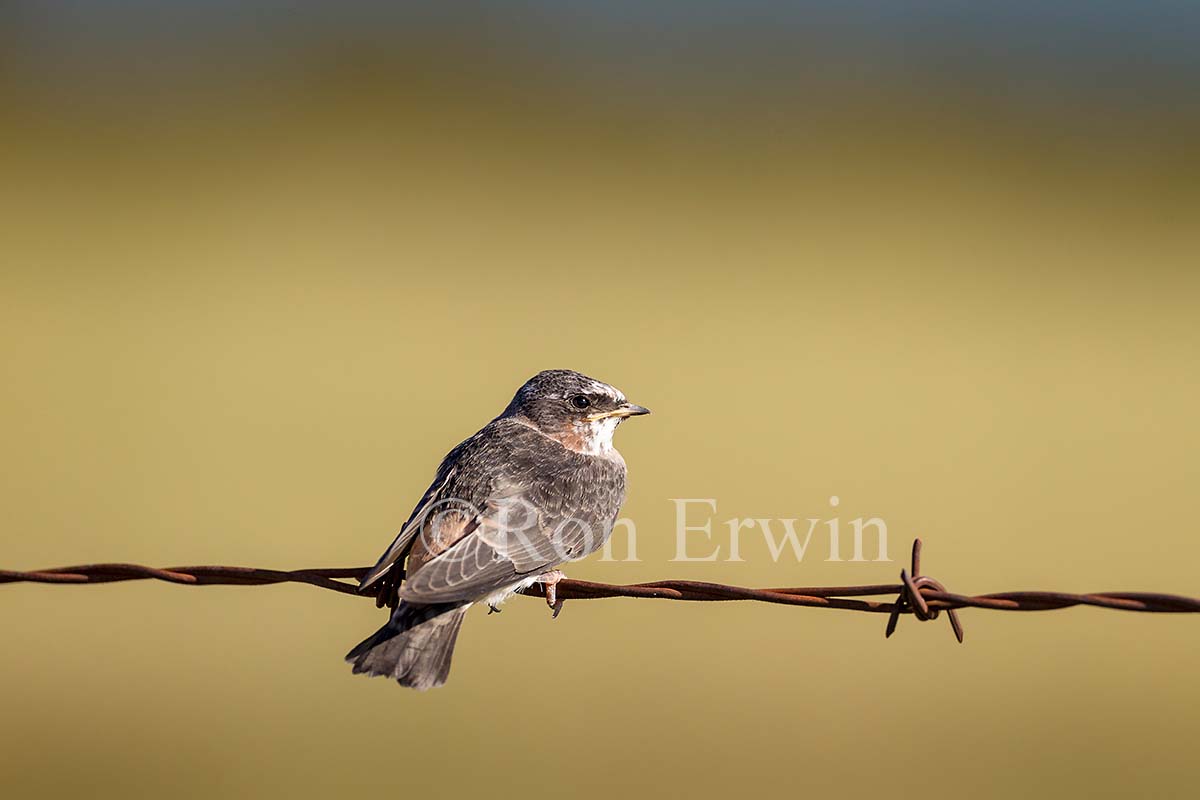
[487,604,502,615]
[537,570,566,619]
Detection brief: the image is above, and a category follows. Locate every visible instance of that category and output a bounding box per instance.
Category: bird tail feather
[346,602,470,690]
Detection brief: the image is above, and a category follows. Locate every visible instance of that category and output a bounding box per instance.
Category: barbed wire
[3,540,1198,643]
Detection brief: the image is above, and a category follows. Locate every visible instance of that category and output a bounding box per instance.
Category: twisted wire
[6,539,1199,642]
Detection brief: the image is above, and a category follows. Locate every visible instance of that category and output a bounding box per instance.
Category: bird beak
[588,403,651,421]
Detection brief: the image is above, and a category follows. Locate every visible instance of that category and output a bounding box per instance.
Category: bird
[346,369,650,690]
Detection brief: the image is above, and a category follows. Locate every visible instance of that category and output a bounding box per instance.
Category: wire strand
[5,540,1198,643]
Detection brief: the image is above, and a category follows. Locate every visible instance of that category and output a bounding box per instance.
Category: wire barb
[885,539,964,643]
[4,540,1200,638]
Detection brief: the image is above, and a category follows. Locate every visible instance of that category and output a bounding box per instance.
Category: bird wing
[400,456,626,604]
[359,420,530,594]
[397,492,560,603]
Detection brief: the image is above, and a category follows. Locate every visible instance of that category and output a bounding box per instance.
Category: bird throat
[557,417,621,457]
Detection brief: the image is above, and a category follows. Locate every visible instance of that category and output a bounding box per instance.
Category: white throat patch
[570,416,621,456]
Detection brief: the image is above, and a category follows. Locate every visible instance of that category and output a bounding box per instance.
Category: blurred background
[2,2,1198,798]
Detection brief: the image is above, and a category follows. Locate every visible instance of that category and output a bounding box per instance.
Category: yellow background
[2,8,1199,798]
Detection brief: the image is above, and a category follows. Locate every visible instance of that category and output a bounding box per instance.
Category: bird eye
[569,395,591,410]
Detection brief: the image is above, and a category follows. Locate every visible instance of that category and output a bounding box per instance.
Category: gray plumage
[346,604,467,691]
[346,369,649,690]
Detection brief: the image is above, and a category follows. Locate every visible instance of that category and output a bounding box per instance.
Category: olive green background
[2,6,1199,799]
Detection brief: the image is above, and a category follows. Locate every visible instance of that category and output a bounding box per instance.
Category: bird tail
[346,602,470,690]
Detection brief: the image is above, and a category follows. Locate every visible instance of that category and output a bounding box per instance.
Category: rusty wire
[3,539,1199,643]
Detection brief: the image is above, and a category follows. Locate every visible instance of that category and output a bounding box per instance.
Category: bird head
[503,369,650,455]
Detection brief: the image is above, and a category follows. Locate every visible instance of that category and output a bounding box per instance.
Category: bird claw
[549,593,565,619]
[487,604,502,615]
[539,570,566,619]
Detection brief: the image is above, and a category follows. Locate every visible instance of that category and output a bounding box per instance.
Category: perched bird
[347,369,650,689]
